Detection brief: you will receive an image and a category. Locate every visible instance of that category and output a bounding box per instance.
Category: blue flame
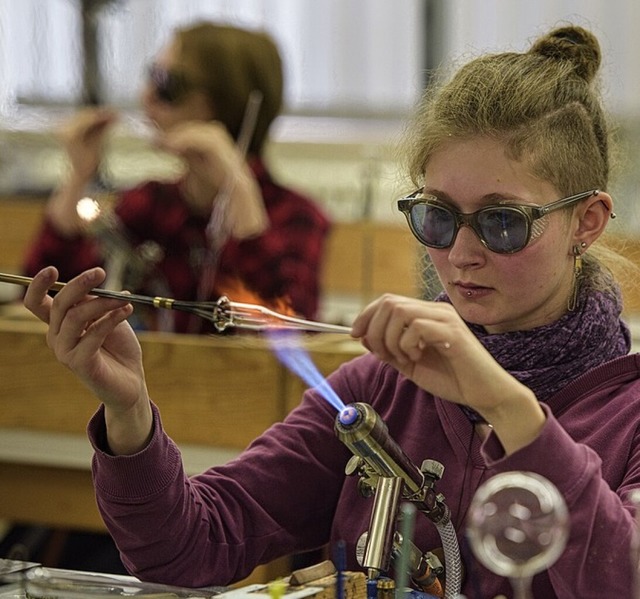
[266,329,345,412]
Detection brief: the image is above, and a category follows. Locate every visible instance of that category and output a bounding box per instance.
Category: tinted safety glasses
[397,188,599,254]
[147,64,196,105]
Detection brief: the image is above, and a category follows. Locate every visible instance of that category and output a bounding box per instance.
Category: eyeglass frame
[397,188,600,254]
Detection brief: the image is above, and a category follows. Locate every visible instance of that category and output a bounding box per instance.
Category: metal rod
[0,272,352,334]
[224,300,352,333]
[395,502,417,599]
[0,272,158,306]
[196,89,265,329]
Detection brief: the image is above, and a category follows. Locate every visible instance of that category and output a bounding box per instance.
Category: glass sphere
[467,471,570,579]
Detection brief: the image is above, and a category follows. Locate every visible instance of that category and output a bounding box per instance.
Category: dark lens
[477,207,529,252]
[412,203,456,248]
[147,64,186,104]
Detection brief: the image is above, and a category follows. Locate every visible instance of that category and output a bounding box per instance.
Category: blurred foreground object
[467,471,569,599]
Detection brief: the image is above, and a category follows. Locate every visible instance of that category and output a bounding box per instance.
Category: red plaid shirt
[23,158,331,333]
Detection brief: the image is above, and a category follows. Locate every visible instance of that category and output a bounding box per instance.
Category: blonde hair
[404,25,637,297]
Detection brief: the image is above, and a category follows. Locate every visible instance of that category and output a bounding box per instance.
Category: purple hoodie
[89,351,640,599]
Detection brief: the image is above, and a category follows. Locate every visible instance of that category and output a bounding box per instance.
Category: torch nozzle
[335,403,449,524]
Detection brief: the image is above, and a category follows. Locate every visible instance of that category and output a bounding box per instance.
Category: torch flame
[215,276,298,320]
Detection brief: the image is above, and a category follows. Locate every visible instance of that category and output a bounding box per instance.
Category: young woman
[23,22,330,332]
[23,25,639,599]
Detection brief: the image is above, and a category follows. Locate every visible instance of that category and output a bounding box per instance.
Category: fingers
[161,120,232,148]
[24,266,131,357]
[46,267,107,338]
[160,121,255,218]
[58,107,117,145]
[40,267,134,362]
[58,300,134,363]
[352,294,456,364]
[57,108,117,179]
[80,109,117,142]
[400,318,453,359]
[23,266,59,324]
[159,121,240,175]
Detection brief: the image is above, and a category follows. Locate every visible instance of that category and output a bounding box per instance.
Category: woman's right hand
[46,108,118,237]
[57,107,118,181]
[24,266,153,455]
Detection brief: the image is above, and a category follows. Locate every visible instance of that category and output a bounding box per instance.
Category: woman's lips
[452,282,492,299]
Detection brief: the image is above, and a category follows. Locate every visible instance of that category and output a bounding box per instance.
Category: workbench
[0,312,365,582]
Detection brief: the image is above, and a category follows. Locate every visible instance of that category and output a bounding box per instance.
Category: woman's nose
[447,224,486,268]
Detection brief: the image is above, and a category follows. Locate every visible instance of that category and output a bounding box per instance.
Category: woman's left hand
[157,121,268,240]
[352,294,546,453]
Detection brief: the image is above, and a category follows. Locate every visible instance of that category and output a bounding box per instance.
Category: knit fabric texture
[437,284,631,422]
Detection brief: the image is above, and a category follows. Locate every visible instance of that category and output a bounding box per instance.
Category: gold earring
[568,244,584,311]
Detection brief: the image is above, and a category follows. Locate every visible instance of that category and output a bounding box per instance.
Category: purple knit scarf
[437,285,631,421]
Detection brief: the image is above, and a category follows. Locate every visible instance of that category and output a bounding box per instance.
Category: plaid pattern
[24,158,331,332]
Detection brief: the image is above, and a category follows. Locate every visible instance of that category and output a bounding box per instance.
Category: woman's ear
[573,191,613,248]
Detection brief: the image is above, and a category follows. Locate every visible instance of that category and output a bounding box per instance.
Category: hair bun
[529,25,601,82]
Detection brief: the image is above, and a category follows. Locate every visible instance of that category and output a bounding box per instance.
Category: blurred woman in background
[23,21,331,333]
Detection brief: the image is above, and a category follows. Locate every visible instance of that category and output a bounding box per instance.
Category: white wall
[441,0,640,120]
